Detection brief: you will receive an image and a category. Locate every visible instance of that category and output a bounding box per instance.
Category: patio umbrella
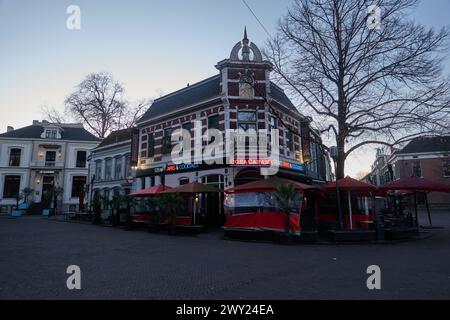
[130,185,173,197]
[380,177,450,227]
[226,176,318,193]
[322,177,378,230]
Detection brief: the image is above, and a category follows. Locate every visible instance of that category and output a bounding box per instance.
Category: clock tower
[215,28,274,134]
[216,28,273,103]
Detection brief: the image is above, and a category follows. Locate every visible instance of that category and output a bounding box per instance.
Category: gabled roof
[397,136,450,155]
[0,124,100,142]
[137,74,300,124]
[138,75,222,123]
[95,128,133,149]
[269,82,298,112]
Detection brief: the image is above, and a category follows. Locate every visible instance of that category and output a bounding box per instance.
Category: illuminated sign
[230,159,273,166]
[166,163,200,172]
[280,162,305,172]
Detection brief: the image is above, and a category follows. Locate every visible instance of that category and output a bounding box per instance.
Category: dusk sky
[1,0,449,177]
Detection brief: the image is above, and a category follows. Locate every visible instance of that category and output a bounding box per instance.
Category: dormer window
[45,129,58,139]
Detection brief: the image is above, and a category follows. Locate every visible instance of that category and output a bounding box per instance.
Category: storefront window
[3,175,21,198]
[224,192,303,215]
[71,176,87,198]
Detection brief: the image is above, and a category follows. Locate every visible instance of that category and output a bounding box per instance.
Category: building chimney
[7,126,14,132]
[32,120,40,125]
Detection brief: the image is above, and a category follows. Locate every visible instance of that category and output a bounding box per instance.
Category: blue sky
[0,0,449,176]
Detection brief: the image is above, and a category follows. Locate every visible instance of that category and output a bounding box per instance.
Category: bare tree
[39,104,68,124]
[63,72,150,138]
[266,0,450,179]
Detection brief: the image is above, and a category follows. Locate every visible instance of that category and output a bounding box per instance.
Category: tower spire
[242,26,250,61]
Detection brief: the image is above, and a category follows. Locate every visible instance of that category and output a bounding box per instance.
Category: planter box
[223,228,259,240]
[296,231,319,243]
[328,230,376,242]
[176,225,204,234]
[11,210,23,217]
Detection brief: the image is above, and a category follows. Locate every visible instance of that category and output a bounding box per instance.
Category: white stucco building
[0,120,100,214]
[87,128,134,208]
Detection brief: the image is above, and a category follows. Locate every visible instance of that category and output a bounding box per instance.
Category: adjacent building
[366,136,450,207]
[366,147,392,186]
[0,121,100,214]
[87,128,134,205]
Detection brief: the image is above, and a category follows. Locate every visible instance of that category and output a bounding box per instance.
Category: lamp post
[329,146,344,230]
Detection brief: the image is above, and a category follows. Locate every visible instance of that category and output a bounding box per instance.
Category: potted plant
[273,184,300,245]
[146,197,161,233]
[20,188,34,210]
[110,194,122,226]
[11,192,24,217]
[158,193,185,235]
[43,186,64,216]
[122,194,135,231]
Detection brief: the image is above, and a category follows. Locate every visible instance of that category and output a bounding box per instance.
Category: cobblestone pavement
[0,211,449,300]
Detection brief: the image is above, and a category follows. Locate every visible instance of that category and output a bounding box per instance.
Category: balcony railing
[30,160,64,168]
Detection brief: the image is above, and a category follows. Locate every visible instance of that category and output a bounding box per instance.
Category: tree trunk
[285,210,290,234]
[335,137,346,180]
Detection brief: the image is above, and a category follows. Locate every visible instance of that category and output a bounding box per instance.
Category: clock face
[240,74,254,85]
[239,75,254,98]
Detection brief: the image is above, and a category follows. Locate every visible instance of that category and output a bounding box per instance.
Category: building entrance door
[201,175,225,228]
[41,176,55,207]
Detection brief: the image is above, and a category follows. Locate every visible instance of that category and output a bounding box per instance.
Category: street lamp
[329,146,344,230]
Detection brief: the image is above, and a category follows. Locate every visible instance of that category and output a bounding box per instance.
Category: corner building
[135,30,332,228]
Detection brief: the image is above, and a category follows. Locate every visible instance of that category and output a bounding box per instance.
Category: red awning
[130,185,173,197]
[226,177,317,193]
[322,176,378,193]
[380,177,450,193]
